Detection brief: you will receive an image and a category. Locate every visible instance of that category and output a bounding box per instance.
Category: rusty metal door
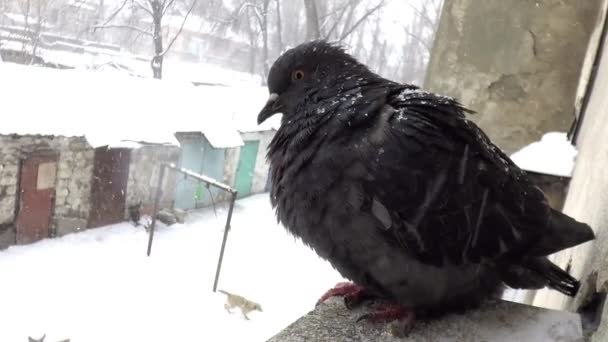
[88,147,131,228]
[16,155,58,244]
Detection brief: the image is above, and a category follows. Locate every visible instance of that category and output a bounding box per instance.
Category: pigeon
[257,40,595,328]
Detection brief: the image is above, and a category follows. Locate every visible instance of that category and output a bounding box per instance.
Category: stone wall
[125,144,180,216]
[531,3,608,340]
[0,134,94,248]
[54,137,94,236]
[425,0,603,154]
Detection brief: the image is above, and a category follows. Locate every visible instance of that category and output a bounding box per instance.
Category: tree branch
[162,0,177,16]
[160,0,197,57]
[241,2,265,29]
[338,0,384,42]
[322,2,352,40]
[92,24,153,37]
[99,0,129,26]
[432,0,444,18]
[403,26,431,52]
[404,0,436,30]
[132,0,153,16]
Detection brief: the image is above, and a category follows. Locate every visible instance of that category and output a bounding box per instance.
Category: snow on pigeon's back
[0,62,276,148]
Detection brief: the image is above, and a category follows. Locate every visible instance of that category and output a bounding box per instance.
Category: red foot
[316,282,368,308]
[356,302,415,323]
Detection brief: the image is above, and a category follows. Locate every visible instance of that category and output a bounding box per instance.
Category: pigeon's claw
[356,302,415,323]
[357,302,416,337]
[316,282,369,308]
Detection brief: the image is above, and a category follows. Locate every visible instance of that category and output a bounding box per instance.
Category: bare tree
[337,0,384,42]
[227,3,260,76]
[397,0,443,84]
[303,0,320,40]
[260,0,270,79]
[226,0,274,83]
[18,0,56,64]
[275,0,283,53]
[93,0,198,79]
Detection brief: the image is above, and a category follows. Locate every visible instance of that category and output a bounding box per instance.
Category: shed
[228,129,277,198]
[173,127,277,209]
[0,134,94,246]
[173,131,243,210]
[229,89,280,198]
[0,62,238,248]
[173,83,280,208]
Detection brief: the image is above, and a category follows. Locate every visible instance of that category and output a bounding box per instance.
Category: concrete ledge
[267,298,583,342]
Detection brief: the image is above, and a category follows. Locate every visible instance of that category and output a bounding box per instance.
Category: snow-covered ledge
[267,297,583,342]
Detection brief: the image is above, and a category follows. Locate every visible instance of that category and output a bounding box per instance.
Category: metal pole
[146,164,166,256]
[212,191,238,292]
[166,163,234,193]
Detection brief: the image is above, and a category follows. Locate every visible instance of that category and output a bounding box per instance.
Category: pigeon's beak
[257,93,282,124]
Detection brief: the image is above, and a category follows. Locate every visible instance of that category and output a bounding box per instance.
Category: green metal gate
[234,141,259,198]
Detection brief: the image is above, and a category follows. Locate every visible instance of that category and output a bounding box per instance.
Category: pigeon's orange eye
[292,70,305,81]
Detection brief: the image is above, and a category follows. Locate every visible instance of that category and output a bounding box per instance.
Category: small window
[37,162,57,190]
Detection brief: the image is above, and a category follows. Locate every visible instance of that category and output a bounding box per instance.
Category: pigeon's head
[257,40,373,124]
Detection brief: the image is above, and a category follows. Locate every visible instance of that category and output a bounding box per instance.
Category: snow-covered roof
[191,83,281,133]
[510,132,577,177]
[0,62,276,148]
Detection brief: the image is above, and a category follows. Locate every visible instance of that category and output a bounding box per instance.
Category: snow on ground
[510,132,578,177]
[0,194,343,342]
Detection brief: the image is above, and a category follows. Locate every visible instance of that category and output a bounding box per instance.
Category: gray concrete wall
[126,144,180,215]
[425,0,602,154]
[532,3,608,340]
[0,135,94,248]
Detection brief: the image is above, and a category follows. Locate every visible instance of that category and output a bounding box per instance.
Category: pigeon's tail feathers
[530,208,594,257]
[525,258,580,297]
[500,263,547,290]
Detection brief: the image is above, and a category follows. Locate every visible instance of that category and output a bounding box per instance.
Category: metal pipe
[146,162,240,290]
[212,190,238,292]
[146,164,166,256]
[165,163,236,194]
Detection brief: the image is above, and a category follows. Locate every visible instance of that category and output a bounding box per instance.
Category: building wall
[126,144,180,215]
[174,138,205,210]
[174,135,230,210]
[221,131,274,200]
[425,0,602,154]
[54,137,94,236]
[532,4,608,340]
[222,146,239,203]
[0,135,94,248]
[197,139,226,208]
[240,130,274,194]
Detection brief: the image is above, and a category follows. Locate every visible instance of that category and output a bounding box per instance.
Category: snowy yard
[0,194,343,342]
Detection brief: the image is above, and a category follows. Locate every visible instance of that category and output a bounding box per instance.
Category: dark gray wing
[354,87,587,266]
